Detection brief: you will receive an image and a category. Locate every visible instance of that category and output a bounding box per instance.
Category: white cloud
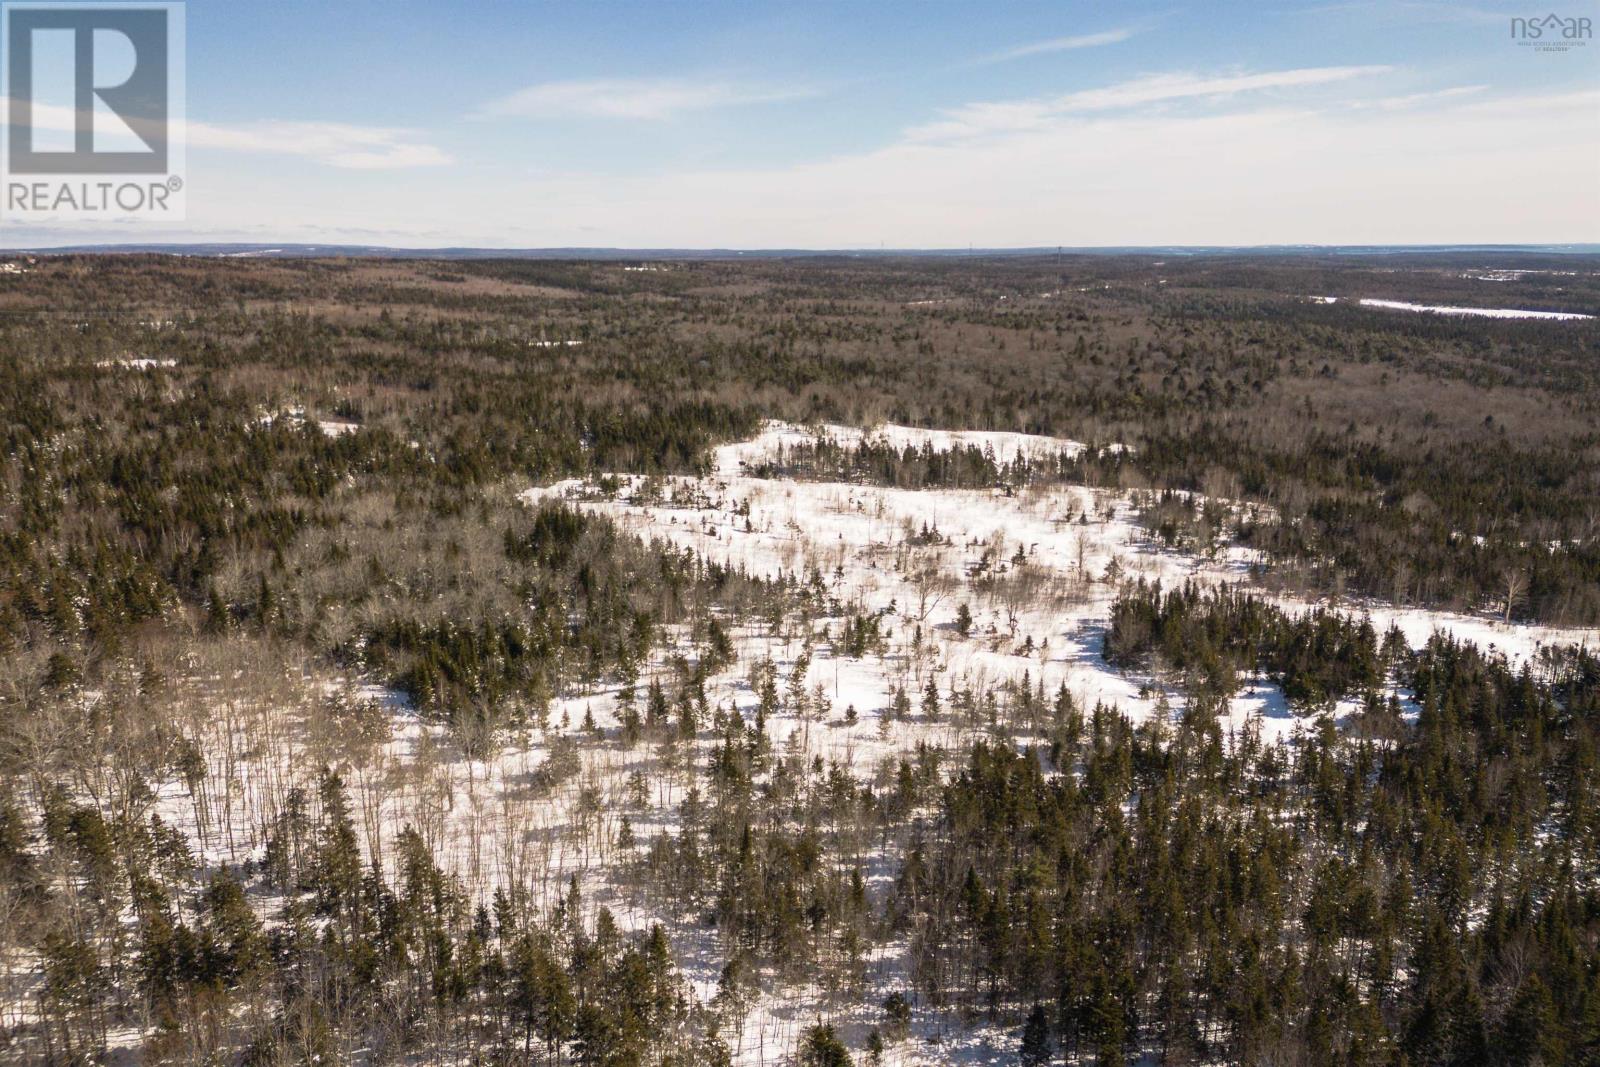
[478,77,808,120]
[11,77,1597,248]
[1051,66,1394,111]
[420,84,1595,247]
[1453,88,1600,116]
[974,28,1137,64]
[1,98,449,169]
[1352,85,1486,110]
[908,65,1393,140]
[187,119,451,169]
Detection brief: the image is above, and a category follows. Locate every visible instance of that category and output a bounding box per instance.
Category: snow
[1306,295,1595,319]
[1348,604,1591,664]
[23,419,1595,1065]
[711,419,1097,475]
[531,420,1596,746]
[502,417,1600,1059]
[317,419,360,436]
[255,406,361,436]
[1227,680,1297,737]
[96,357,177,369]
[1356,298,1594,320]
[1465,269,1578,282]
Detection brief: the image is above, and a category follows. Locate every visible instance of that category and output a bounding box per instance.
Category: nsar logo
[1510,12,1592,51]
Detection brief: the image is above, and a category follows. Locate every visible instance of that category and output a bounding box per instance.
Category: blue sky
[7,0,1599,246]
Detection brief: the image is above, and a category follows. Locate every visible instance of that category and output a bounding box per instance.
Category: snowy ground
[95,357,178,369]
[531,420,1593,715]
[1306,296,1595,320]
[253,405,362,436]
[79,420,1599,1065]
[1357,298,1594,320]
[509,419,1597,1061]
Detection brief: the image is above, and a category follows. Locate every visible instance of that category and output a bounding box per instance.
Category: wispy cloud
[1294,1,1509,27]
[973,27,1137,65]
[21,81,1592,249]
[1352,85,1486,110]
[478,77,810,121]
[3,98,450,169]
[1453,88,1600,116]
[451,85,1595,248]
[189,120,451,169]
[908,65,1392,140]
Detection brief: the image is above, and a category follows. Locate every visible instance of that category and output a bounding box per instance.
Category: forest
[0,251,1595,1065]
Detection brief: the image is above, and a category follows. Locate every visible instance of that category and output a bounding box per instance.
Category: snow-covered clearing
[519,419,1599,1058]
[1464,269,1579,282]
[1355,298,1594,320]
[107,420,1598,1064]
[96,357,177,370]
[540,420,1592,675]
[254,405,361,436]
[712,420,1099,469]
[317,418,360,436]
[1304,295,1595,320]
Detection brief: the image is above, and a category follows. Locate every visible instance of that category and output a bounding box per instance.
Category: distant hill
[2,241,1598,260]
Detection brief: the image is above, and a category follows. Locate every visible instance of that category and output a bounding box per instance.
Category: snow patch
[1357,298,1593,320]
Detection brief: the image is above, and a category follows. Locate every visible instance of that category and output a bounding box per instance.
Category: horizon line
[4,240,1600,260]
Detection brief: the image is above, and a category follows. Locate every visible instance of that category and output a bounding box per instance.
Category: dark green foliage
[1104,580,1381,711]
[799,1022,854,1067]
[2,253,1598,1065]
[888,612,1600,1066]
[1020,1003,1053,1066]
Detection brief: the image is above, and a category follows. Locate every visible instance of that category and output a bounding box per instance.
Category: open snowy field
[39,420,1596,1066]
[484,419,1595,1062]
[1306,296,1596,320]
[531,420,1594,722]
